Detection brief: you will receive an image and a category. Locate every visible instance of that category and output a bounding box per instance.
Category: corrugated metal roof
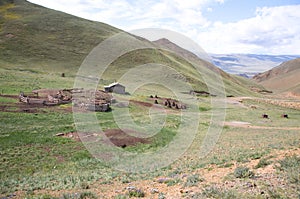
[104,82,124,88]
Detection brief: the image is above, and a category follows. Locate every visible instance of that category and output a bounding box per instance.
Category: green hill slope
[0,0,120,71]
[0,0,259,96]
[152,38,263,96]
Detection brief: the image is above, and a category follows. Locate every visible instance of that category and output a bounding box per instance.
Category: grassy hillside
[253,58,300,95]
[153,38,264,96]
[0,0,261,97]
[0,0,120,72]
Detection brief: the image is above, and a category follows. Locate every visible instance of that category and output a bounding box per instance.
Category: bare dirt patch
[224,121,300,130]
[0,101,72,113]
[0,94,73,113]
[247,96,300,110]
[224,121,251,127]
[103,129,150,147]
[226,97,251,108]
[226,96,300,110]
[130,99,153,107]
[57,129,150,148]
[282,91,300,99]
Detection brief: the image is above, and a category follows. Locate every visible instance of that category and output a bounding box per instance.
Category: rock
[126,186,136,190]
[157,178,169,183]
[55,133,65,136]
[150,188,159,194]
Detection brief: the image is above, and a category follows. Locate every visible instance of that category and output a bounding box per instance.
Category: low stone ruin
[73,89,112,112]
[19,88,112,112]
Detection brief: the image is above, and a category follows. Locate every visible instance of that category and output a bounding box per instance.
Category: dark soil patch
[130,100,153,107]
[0,94,19,99]
[131,98,183,108]
[57,129,150,148]
[0,102,72,113]
[0,94,73,113]
[0,103,40,113]
[104,129,150,147]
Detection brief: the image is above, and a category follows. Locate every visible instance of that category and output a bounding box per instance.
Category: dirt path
[226,96,300,110]
[225,97,252,108]
[224,121,300,130]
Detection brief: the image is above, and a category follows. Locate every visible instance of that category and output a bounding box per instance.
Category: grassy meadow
[0,66,299,198]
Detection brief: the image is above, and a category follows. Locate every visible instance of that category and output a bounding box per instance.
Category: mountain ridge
[153,38,223,74]
[253,58,300,95]
[0,0,262,96]
[211,54,299,77]
[152,38,264,95]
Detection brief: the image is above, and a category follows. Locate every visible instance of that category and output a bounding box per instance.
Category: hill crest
[0,0,261,96]
[253,58,300,95]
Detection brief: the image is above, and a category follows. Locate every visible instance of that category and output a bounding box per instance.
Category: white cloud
[215,0,224,4]
[28,0,219,28]
[27,0,300,54]
[197,5,300,54]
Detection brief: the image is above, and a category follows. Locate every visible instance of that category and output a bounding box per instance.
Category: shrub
[80,181,90,189]
[184,174,203,187]
[223,162,234,168]
[166,178,181,186]
[32,195,59,199]
[278,155,300,184]
[255,158,272,169]
[200,186,238,199]
[267,188,288,199]
[234,167,254,178]
[249,151,266,160]
[278,155,300,171]
[121,175,131,184]
[199,106,211,112]
[158,193,166,199]
[62,192,97,199]
[78,192,97,199]
[128,188,145,198]
[115,194,128,199]
[167,168,182,177]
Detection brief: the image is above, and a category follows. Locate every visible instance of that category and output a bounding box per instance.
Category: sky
[27,0,300,55]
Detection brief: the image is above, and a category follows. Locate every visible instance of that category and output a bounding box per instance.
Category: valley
[0,1,299,199]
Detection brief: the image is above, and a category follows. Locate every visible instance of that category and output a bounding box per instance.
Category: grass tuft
[128,188,145,198]
[255,157,272,169]
[277,155,300,184]
[184,174,203,187]
[233,166,254,178]
[199,186,239,199]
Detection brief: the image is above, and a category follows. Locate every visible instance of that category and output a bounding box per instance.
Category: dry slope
[253,58,300,95]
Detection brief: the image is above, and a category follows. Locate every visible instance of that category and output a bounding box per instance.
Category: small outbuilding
[104,82,125,94]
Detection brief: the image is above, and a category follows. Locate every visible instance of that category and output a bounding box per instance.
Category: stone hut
[104,82,125,94]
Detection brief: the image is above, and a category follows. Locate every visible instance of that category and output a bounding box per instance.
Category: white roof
[104,82,124,88]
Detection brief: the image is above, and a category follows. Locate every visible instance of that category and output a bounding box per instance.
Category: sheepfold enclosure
[18,88,113,112]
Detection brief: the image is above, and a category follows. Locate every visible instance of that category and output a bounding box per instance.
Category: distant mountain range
[210,54,300,77]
